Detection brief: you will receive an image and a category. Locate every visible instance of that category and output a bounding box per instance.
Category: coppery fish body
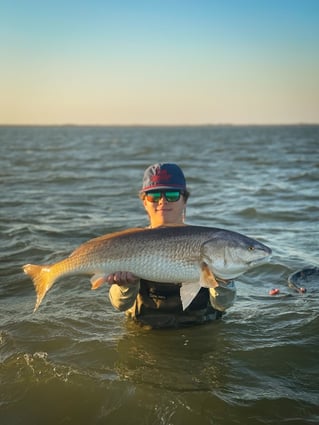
[23,225,272,311]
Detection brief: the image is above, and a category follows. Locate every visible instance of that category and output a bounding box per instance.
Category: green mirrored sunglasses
[145,190,183,203]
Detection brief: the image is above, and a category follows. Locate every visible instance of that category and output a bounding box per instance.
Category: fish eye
[248,246,255,251]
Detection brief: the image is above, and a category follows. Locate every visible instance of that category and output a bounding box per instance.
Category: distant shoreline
[0,123,318,127]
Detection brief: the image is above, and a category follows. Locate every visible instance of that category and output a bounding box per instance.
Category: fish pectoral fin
[180,263,220,311]
[200,262,219,288]
[180,282,201,311]
[90,274,108,290]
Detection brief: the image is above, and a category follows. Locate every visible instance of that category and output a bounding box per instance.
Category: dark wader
[126,279,224,329]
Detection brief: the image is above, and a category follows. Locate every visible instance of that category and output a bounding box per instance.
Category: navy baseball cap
[141,163,187,192]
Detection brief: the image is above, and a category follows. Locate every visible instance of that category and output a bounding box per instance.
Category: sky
[1,0,318,125]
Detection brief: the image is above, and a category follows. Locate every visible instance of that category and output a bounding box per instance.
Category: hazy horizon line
[1,122,318,127]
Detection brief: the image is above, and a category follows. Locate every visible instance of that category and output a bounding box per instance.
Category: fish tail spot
[23,264,55,312]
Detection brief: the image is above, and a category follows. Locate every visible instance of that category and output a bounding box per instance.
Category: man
[108,163,236,328]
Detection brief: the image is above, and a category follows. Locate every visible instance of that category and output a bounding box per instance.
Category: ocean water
[0,125,318,425]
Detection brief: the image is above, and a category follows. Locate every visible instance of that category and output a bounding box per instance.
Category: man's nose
[158,194,167,204]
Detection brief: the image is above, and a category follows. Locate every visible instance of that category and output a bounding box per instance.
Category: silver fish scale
[66,227,208,282]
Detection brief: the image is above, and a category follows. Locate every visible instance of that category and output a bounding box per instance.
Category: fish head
[201,230,272,280]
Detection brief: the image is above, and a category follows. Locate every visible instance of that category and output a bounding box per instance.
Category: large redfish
[23,225,272,312]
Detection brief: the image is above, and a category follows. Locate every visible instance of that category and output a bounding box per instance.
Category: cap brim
[141,184,186,193]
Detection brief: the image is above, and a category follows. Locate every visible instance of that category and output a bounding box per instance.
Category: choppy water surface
[1,125,318,425]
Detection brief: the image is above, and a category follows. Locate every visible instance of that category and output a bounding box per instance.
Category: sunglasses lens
[145,191,182,202]
[164,191,181,202]
[145,192,162,202]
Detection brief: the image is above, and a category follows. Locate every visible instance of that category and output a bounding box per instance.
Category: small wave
[238,207,258,218]
[0,350,83,388]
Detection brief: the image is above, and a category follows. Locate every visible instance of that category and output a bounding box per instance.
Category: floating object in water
[288,266,319,294]
[269,288,280,296]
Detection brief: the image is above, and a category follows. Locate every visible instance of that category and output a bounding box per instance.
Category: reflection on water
[115,322,230,392]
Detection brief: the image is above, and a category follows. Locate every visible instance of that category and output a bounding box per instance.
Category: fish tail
[23,264,56,312]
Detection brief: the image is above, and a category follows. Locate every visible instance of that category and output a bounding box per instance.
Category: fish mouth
[248,255,271,267]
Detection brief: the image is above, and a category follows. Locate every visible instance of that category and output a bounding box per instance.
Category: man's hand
[106,272,139,286]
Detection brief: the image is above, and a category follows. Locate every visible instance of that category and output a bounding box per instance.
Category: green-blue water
[1,125,318,424]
